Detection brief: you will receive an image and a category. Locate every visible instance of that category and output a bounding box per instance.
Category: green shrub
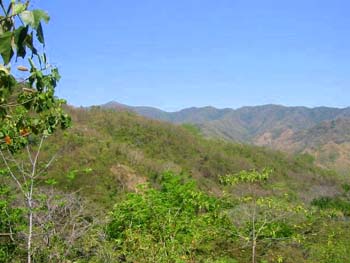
[106,172,236,262]
[0,185,25,262]
[311,196,350,216]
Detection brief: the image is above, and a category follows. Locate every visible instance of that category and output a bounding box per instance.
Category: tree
[221,169,307,263]
[106,172,236,262]
[0,1,70,262]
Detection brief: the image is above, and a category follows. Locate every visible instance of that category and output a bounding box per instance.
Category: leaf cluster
[220,168,272,185]
[0,0,70,152]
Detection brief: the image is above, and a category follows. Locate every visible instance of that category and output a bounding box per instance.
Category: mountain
[101,101,350,174]
[44,106,343,207]
[102,101,232,123]
[202,105,349,142]
[102,102,350,141]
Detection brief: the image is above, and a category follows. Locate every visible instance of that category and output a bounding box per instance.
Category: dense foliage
[1,106,350,262]
[43,107,342,207]
[1,1,349,262]
[107,172,235,262]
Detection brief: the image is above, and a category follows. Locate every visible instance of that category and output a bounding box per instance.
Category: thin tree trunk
[27,177,35,263]
[252,239,256,263]
[27,178,34,263]
[27,137,43,263]
[27,200,33,263]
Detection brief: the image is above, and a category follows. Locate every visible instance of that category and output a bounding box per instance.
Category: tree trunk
[252,239,256,263]
[27,201,33,263]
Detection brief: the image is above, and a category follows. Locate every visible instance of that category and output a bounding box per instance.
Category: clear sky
[34,0,349,111]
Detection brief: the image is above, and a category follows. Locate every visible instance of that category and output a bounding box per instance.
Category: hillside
[41,106,343,208]
[102,102,350,141]
[3,106,350,262]
[102,102,350,174]
[278,118,350,174]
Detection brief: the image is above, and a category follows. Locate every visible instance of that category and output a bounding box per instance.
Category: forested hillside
[102,102,350,143]
[103,102,350,174]
[47,106,342,205]
[3,106,350,262]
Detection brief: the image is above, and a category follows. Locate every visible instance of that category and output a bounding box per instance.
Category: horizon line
[68,100,350,113]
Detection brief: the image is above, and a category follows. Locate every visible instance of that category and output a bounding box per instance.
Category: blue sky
[35,0,349,111]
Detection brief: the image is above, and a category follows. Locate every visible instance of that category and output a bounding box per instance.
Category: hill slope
[278,118,350,174]
[102,102,350,142]
[102,102,350,174]
[3,106,349,262]
[43,106,343,208]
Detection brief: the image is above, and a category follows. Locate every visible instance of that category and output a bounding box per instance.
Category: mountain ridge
[102,101,350,125]
[101,101,350,174]
[101,101,350,142]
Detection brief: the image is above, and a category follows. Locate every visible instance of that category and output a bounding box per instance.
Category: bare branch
[26,145,34,165]
[36,151,59,178]
[0,149,27,198]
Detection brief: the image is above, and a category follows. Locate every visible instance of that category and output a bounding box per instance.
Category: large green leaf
[0,32,11,53]
[0,31,13,64]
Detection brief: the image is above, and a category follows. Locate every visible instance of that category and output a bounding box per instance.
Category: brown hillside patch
[110,164,147,191]
[254,132,273,146]
[305,142,350,175]
[255,129,296,151]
